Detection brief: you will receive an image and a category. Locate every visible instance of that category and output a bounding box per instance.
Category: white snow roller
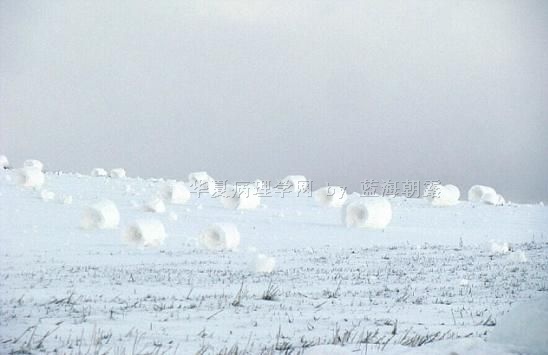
[90,168,108,177]
[16,167,45,188]
[0,155,9,169]
[160,181,191,204]
[281,175,311,193]
[81,199,120,230]
[188,171,217,194]
[313,186,348,208]
[468,185,504,205]
[342,197,392,229]
[109,168,126,178]
[123,219,166,248]
[23,159,44,171]
[252,253,276,273]
[221,184,261,210]
[428,184,460,207]
[199,223,240,251]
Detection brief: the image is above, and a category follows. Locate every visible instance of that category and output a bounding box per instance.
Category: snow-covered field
[1,169,547,354]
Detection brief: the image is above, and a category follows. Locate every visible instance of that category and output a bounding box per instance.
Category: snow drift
[109,168,126,178]
[221,184,261,210]
[123,219,166,248]
[313,186,348,208]
[160,181,191,204]
[16,167,45,188]
[81,199,120,230]
[199,223,240,251]
[90,168,108,177]
[342,197,392,229]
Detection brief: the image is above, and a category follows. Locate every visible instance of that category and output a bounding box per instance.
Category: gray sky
[1,1,547,202]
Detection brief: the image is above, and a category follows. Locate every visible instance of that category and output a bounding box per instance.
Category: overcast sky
[1,1,547,202]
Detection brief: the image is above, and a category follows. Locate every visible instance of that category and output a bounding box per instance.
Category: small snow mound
[252,253,276,273]
[0,155,9,169]
[160,181,191,204]
[23,159,44,171]
[221,184,261,210]
[123,219,166,248]
[16,167,45,188]
[90,168,108,177]
[303,345,352,355]
[81,200,120,230]
[144,197,166,213]
[40,189,55,202]
[488,296,548,355]
[199,223,240,251]
[342,197,392,229]
[109,168,126,178]
[490,241,511,254]
[313,186,348,208]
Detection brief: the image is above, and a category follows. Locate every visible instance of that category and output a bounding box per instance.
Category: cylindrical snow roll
[16,167,45,188]
[429,184,460,206]
[199,223,240,251]
[144,197,166,213]
[91,168,108,177]
[160,181,191,204]
[313,186,348,208]
[0,155,9,169]
[252,253,276,273]
[281,175,310,192]
[342,197,392,229]
[468,185,497,202]
[23,159,44,171]
[110,168,126,178]
[188,171,217,194]
[81,199,120,229]
[482,191,505,206]
[123,219,166,248]
[221,184,261,210]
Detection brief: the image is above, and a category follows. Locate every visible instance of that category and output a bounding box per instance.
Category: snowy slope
[0,170,547,354]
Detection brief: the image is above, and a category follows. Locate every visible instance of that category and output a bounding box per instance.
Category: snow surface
[0,170,547,354]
